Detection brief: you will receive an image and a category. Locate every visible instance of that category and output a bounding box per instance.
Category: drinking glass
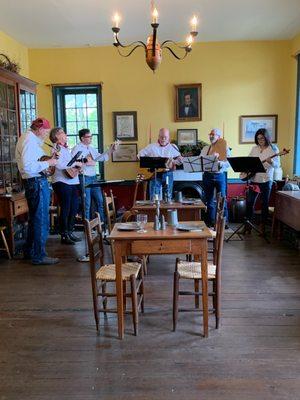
[136,214,148,233]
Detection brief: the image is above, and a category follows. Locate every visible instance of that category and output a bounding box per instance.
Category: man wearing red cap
[15,118,59,265]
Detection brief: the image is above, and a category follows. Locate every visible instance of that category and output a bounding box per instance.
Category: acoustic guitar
[239,148,290,181]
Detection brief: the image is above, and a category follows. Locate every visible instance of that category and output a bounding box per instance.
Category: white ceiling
[1,0,300,48]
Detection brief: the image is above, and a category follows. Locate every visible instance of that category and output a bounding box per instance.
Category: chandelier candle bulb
[152,8,158,24]
[191,15,198,32]
[113,13,121,28]
[186,35,193,48]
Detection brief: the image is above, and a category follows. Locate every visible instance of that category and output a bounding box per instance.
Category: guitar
[39,143,60,177]
[64,141,121,179]
[138,157,181,180]
[239,148,290,181]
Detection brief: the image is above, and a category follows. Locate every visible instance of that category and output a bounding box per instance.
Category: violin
[39,143,60,177]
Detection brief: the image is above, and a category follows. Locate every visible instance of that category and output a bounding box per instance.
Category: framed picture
[113,111,138,141]
[112,143,138,162]
[239,115,278,144]
[175,83,202,122]
[177,129,198,145]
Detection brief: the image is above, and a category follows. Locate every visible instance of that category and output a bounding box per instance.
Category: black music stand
[140,157,169,200]
[225,156,270,243]
[77,171,89,262]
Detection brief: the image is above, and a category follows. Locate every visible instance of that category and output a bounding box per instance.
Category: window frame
[52,84,104,178]
[294,54,300,175]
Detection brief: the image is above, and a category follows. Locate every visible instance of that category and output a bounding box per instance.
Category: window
[294,54,300,175]
[53,85,104,177]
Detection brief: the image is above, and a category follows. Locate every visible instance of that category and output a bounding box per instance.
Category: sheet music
[183,155,219,173]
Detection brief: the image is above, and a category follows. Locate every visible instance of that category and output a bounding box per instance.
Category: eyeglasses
[84,135,92,138]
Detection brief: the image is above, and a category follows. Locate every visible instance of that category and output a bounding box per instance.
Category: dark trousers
[246,181,273,224]
[23,177,50,263]
[52,182,79,235]
[202,172,228,225]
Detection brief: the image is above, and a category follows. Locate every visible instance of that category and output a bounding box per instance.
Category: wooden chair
[104,189,117,234]
[84,212,144,335]
[0,226,11,259]
[121,209,149,275]
[208,194,225,260]
[173,216,225,332]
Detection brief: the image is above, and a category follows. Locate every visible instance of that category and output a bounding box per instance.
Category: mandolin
[239,148,290,181]
[39,143,60,177]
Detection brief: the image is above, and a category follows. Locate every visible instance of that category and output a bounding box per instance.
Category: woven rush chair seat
[177,260,216,280]
[96,262,141,281]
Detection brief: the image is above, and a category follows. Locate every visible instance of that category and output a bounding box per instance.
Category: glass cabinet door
[20,89,36,133]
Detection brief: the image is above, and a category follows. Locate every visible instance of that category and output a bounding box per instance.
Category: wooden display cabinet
[0,67,37,255]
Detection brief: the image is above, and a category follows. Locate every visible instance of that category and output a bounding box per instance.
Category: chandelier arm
[116,44,146,58]
[115,35,147,50]
[161,40,187,50]
[162,45,189,60]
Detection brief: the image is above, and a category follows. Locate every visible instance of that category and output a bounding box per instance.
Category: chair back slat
[215,216,225,281]
[122,209,139,222]
[84,212,105,274]
[104,189,117,233]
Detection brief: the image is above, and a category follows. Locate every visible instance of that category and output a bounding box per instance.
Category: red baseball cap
[31,117,51,130]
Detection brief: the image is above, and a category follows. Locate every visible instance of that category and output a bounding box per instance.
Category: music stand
[183,155,219,173]
[225,156,269,243]
[140,157,169,200]
[77,171,89,262]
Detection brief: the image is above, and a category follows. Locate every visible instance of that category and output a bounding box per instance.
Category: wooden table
[0,193,28,255]
[109,222,212,339]
[272,191,300,238]
[132,200,206,222]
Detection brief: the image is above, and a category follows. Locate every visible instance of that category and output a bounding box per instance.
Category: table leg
[200,239,209,337]
[114,240,124,339]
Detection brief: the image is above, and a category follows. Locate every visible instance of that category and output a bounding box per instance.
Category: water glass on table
[136,214,148,233]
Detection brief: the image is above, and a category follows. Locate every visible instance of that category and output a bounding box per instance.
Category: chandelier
[111,3,198,72]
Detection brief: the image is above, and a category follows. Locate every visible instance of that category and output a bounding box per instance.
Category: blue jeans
[52,182,79,235]
[202,172,228,225]
[79,175,105,223]
[149,171,173,201]
[23,177,50,263]
[246,181,273,223]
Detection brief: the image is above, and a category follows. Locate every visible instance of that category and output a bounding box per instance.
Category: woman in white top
[49,127,82,245]
[246,128,280,231]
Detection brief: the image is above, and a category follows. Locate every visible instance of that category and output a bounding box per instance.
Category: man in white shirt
[200,128,231,227]
[138,128,182,200]
[15,117,59,265]
[71,129,116,223]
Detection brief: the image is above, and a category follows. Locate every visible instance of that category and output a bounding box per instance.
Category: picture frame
[112,143,138,162]
[175,83,202,122]
[177,129,198,146]
[239,115,278,144]
[113,111,138,141]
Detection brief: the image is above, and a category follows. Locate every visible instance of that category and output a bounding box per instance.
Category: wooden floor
[0,232,300,400]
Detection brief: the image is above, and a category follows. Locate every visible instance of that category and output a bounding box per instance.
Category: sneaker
[68,233,82,242]
[61,235,75,245]
[32,257,59,265]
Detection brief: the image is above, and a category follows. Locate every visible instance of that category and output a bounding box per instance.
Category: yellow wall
[0,31,29,77]
[28,40,294,179]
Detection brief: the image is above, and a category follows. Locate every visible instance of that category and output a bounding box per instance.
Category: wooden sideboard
[0,193,28,255]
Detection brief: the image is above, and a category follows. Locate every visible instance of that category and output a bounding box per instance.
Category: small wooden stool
[0,226,11,259]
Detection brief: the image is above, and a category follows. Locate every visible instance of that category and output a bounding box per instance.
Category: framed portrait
[112,143,138,162]
[175,83,202,122]
[177,129,198,145]
[113,111,138,141]
[239,115,278,144]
